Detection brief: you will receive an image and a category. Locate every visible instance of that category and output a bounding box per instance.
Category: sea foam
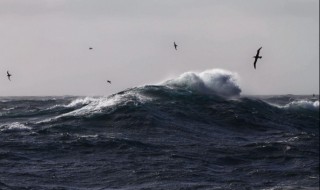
[283,100,319,111]
[163,69,241,97]
[0,122,31,132]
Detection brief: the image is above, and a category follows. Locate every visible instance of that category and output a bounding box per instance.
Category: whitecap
[0,122,32,132]
[283,100,319,111]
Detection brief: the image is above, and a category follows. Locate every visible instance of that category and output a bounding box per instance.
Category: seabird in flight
[174,42,178,50]
[107,80,111,84]
[89,47,93,50]
[7,71,11,81]
[253,47,262,69]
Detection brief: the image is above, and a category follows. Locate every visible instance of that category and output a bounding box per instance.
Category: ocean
[0,70,319,189]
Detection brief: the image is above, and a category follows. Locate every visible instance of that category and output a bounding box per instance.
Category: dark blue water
[0,86,319,189]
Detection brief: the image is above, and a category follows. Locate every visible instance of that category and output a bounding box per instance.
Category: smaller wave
[0,122,32,132]
[37,90,152,123]
[60,96,119,117]
[163,69,241,97]
[282,100,319,111]
[65,92,150,116]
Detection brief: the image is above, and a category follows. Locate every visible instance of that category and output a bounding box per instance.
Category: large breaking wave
[37,69,242,121]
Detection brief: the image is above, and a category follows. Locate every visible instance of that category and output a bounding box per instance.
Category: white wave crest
[0,122,32,132]
[163,69,241,97]
[282,100,319,111]
[66,97,98,107]
[60,96,120,117]
[44,97,97,111]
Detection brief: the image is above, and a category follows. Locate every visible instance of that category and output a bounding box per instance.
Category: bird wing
[253,58,258,69]
[256,47,262,56]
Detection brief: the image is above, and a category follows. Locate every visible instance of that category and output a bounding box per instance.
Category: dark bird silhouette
[174,42,178,50]
[89,47,93,50]
[6,71,11,81]
[107,80,111,84]
[253,47,262,69]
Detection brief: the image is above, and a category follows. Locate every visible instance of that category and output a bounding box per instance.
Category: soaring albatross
[174,42,178,50]
[6,71,12,81]
[253,47,262,69]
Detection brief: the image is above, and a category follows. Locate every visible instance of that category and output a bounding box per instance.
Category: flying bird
[107,80,111,84]
[89,47,93,50]
[6,71,12,81]
[174,42,178,50]
[253,47,262,69]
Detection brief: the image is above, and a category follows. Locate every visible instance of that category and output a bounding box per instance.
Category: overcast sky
[0,0,318,96]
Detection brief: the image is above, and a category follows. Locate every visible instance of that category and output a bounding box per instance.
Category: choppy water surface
[0,70,319,189]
